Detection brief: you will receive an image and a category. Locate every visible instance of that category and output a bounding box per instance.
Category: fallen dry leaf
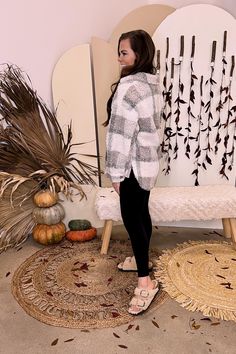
[125,324,134,333]
[192,322,201,330]
[118,344,128,349]
[51,338,58,346]
[112,312,120,318]
[171,315,178,319]
[216,274,226,279]
[151,320,160,328]
[81,329,90,333]
[80,263,89,271]
[113,332,120,338]
[74,282,87,288]
[73,260,80,265]
[107,277,113,286]
[64,338,75,343]
[135,325,140,331]
[210,322,220,326]
[5,272,10,277]
[212,231,223,237]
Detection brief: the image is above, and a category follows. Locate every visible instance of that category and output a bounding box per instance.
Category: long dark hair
[103,30,156,127]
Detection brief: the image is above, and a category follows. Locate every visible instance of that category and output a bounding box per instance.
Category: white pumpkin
[33,203,65,225]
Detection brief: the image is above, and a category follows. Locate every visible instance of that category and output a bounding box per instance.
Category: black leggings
[120,170,152,277]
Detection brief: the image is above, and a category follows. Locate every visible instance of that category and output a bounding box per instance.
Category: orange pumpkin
[66,227,97,242]
[32,222,66,245]
[33,189,58,208]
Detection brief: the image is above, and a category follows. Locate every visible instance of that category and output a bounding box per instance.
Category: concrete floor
[1,225,236,354]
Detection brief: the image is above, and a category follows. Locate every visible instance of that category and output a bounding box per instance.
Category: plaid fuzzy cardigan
[105,72,160,191]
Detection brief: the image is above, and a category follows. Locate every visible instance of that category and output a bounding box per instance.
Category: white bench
[95,185,236,254]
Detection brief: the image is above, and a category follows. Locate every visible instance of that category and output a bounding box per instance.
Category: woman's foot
[128,278,159,315]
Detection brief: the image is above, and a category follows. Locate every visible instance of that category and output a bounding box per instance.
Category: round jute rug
[155,240,236,322]
[12,239,167,329]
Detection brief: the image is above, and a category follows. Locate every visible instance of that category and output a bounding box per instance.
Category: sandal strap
[129,296,146,308]
[122,256,136,268]
[134,287,150,298]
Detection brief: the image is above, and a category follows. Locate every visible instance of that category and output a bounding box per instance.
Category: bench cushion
[95,185,236,223]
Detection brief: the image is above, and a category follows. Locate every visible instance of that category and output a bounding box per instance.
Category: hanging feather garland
[192,76,204,186]
[173,35,186,160]
[160,37,171,143]
[161,37,170,125]
[214,31,228,154]
[185,35,197,159]
[158,31,235,185]
[201,40,217,168]
[162,58,175,175]
[219,55,235,179]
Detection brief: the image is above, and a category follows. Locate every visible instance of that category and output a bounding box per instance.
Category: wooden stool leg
[101,220,113,255]
[229,218,236,249]
[222,218,232,239]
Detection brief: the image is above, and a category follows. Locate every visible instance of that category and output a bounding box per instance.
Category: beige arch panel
[91,37,119,186]
[52,44,99,185]
[109,4,175,50]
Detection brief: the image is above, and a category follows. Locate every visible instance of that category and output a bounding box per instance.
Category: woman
[104,30,160,315]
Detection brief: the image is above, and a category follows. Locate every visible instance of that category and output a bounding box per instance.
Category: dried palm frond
[0,65,99,251]
[0,65,98,194]
[0,180,36,252]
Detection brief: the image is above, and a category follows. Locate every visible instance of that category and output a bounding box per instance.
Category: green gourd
[68,219,92,231]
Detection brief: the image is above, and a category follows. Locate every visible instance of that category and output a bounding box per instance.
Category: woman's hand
[112,182,120,195]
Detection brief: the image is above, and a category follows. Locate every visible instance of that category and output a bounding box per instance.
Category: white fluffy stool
[95,185,236,254]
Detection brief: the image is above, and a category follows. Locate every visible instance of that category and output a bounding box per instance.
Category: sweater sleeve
[105,84,139,183]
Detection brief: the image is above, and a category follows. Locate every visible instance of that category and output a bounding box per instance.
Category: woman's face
[118,38,136,68]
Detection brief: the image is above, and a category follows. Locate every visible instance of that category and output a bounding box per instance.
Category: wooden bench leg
[229,218,236,249]
[101,220,113,255]
[222,218,232,239]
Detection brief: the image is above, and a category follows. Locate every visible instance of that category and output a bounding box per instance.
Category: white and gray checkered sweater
[105,72,160,191]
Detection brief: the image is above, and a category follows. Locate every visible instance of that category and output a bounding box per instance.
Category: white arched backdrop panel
[52,4,236,229]
[153,4,236,188]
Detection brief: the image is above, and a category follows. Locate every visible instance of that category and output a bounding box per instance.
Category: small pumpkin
[33,189,58,208]
[68,219,92,231]
[32,222,66,245]
[33,203,65,225]
[66,227,97,242]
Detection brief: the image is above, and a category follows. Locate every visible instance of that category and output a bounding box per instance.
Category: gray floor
[1,225,236,354]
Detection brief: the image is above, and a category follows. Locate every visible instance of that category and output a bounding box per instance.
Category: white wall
[148,0,236,17]
[0,0,146,104]
[1,1,233,231]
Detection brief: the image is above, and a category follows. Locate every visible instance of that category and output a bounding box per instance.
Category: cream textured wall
[0,0,146,104]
